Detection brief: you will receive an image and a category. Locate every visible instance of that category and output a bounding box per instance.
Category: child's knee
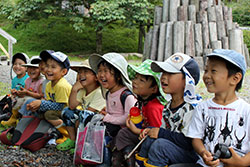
[44,110,61,121]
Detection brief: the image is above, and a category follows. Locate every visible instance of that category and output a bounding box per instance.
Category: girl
[89,53,137,137]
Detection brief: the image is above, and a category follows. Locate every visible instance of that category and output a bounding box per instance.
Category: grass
[0,82,10,96]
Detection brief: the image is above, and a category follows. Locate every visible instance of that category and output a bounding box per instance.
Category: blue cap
[207,49,247,75]
[40,50,70,73]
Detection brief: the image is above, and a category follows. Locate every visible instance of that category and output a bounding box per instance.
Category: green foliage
[226,0,250,26]
[0,16,138,55]
[243,30,250,54]
[0,82,10,96]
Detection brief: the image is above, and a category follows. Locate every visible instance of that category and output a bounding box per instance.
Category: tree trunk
[96,27,103,54]
[137,24,145,53]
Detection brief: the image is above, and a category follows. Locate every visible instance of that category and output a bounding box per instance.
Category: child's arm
[68,81,82,110]
[192,138,220,166]
[126,117,141,134]
[220,148,250,166]
[27,100,64,113]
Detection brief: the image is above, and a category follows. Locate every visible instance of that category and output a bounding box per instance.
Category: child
[56,60,106,151]
[1,53,29,126]
[89,52,137,137]
[113,59,167,167]
[17,56,44,116]
[187,49,250,167]
[26,50,72,144]
[138,53,201,166]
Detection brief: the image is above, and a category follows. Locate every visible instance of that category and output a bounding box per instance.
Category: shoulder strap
[120,89,133,109]
[0,127,15,145]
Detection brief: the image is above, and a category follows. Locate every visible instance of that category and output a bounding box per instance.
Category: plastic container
[129,107,143,129]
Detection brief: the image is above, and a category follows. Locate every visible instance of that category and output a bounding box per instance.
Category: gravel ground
[0,62,250,167]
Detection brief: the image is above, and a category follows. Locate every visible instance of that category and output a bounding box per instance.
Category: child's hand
[26,100,41,112]
[139,128,150,139]
[220,147,245,167]
[201,149,220,167]
[17,87,27,97]
[147,128,159,139]
[11,89,17,96]
[72,81,83,91]
[126,117,140,134]
[99,108,107,116]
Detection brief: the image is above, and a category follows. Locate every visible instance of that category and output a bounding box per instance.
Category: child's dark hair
[47,57,65,70]
[209,57,243,91]
[97,60,123,86]
[142,75,157,88]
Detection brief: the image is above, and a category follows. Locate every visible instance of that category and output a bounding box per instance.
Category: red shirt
[142,98,164,127]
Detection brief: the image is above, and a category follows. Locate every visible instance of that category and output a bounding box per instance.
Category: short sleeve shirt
[11,73,29,90]
[46,78,72,106]
[76,86,106,111]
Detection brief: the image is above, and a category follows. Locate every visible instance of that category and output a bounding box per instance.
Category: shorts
[44,110,62,120]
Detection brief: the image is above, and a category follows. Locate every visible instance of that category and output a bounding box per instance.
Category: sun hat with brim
[206,49,247,76]
[89,52,132,93]
[70,59,94,73]
[12,53,29,65]
[22,56,41,68]
[127,59,167,105]
[40,50,70,73]
[151,52,200,85]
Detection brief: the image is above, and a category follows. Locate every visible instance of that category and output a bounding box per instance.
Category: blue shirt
[11,73,29,90]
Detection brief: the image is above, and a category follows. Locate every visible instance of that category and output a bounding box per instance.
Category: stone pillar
[244,44,250,67]
[221,36,229,49]
[154,6,162,25]
[169,0,180,21]
[143,29,153,60]
[194,23,203,57]
[215,6,223,21]
[173,21,185,53]
[225,20,233,36]
[181,0,189,6]
[188,5,196,22]
[209,22,218,43]
[164,22,174,60]
[185,21,195,57]
[228,7,233,21]
[211,41,222,50]
[162,0,169,23]
[200,0,208,11]
[178,5,188,21]
[217,20,226,40]
[150,25,160,60]
[202,21,210,49]
[190,0,199,11]
[223,6,229,20]
[229,29,243,54]
[207,7,216,22]
[157,23,167,61]
[207,0,214,8]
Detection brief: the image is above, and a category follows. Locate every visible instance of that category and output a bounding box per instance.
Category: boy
[187,49,250,167]
[1,53,29,126]
[113,59,167,167]
[26,50,72,144]
[138,53,201,166]
[57,60,106,151]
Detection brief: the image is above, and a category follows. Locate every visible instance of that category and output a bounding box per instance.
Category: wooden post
[225,20,233,36]
[185,21,195,57]
[202,21,210,49]
[173,21,185,53]
[197,10,208,23]
[194,23,203,57]
[154,6,162,25]
[215,6,224,21]
[162,0,169,23]
[188,5,196,22]
[207,0,214,8]
[164,22,174,60]
[223,6,229,20]
[181,0,189,6]
[157,23,167,61]
[211,41,222,50]
[228,7,233,21]
[169,0,180,21]
[150,25,160,60]
[178,6,188,21]
[190,0,200,11]
[200,0,208,11]
[244,44,250,67]
[221,36,229,49]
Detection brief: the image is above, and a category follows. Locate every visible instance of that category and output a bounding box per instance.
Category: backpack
[0,95,13,122]
[0,116,54,152]
[106,89,133,109]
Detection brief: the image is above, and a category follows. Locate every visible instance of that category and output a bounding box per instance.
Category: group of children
[1,49,250,167]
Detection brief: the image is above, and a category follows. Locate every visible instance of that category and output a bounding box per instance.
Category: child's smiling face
[97,64,117,91]
[27,67,40,81]
[78,68,97,87]
[160,72,185,94]
[13,58,27,78]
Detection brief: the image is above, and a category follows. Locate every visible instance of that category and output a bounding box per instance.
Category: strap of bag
[0,127,14,145]
[15,117,41,145]
[106,89,133,109]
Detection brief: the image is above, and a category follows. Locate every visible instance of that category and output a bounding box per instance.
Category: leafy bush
[243,30,250,54]
[0,16,139,55]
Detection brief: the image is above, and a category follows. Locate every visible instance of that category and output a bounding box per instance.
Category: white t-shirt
[187,98,250,167]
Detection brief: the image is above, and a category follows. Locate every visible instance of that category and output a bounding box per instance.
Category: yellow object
[130,114,143,124]
[1,109,19,126]
[144,159,168,167]
[56,126,69,144]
